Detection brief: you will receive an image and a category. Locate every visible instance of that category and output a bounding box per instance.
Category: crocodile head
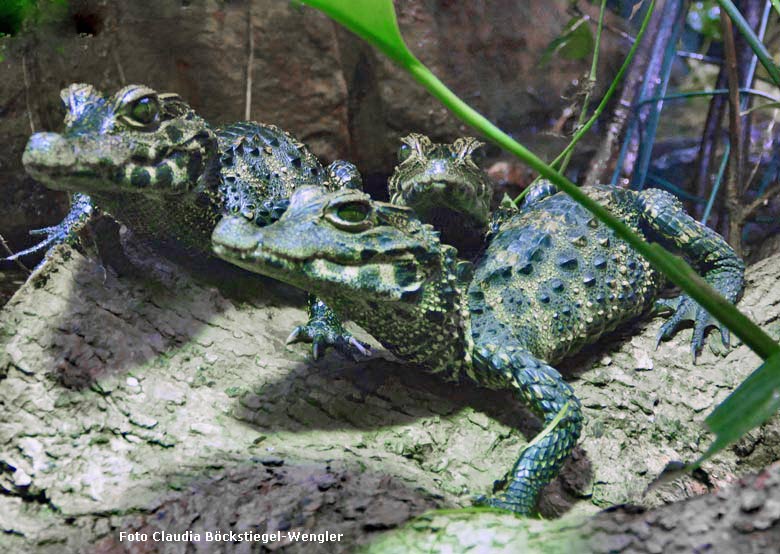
[212,185,469,370]
[23,83,218,196]
[212,186,445,300]
[388,133,492,255]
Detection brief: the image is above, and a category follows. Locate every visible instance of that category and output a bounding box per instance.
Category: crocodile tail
[473,345,583,514]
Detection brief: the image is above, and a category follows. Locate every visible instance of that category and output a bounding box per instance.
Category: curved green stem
[634,88,780,107]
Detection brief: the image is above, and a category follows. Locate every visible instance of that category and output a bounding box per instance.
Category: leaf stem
[717,0,780,88]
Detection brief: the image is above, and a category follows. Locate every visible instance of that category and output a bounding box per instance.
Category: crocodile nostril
[212,216,262,252]
[22,133,75,169]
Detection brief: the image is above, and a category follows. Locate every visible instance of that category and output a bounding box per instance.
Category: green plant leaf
[698,350,780,463]
[301,0,417,67]
[539,16,594,66]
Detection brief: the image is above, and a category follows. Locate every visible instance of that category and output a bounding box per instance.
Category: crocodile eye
[128,97,159,126]
[397,143,412,163]
[326,201,373,231]
[452,137,486,165]
[338,202,369,222]
[469,145,485,164]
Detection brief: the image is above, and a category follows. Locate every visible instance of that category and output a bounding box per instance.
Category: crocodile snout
[22,133,76,178]
[212,215,263,254]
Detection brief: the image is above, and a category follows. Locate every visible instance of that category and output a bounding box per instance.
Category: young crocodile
[211,183,745,514]
[388,133,492,257]
[17,83,366,358]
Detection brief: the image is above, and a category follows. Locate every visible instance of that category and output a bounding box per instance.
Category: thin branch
[702,140,730,226]
[583,1,664,186]
[717,0,780,88]
[634,87,780,107]
[631,0,688,190]
[112,49,126,85]
[21,54,35,134]
[244,2,254,121]
[742,180,780,221]
[558,0,607,175]
[738,0,771,195]
[720,7,744,254]
[693,69,726,221]
[676,50,723,63]
[745,108,777,191]
[0,233,31,273]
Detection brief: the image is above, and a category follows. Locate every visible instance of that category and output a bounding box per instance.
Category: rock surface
[0,232,778,552]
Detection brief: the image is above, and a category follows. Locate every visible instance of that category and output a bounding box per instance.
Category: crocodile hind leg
[473,346,583,514]
[4,193,93,265]
[636,188,745,357]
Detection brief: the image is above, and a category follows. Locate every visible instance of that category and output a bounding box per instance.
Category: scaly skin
[388,134,492,257]
[211,182,745,515]
[18,83,367,359]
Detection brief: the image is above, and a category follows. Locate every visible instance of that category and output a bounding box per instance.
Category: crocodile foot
[287,322,370,361]
[4,193,93,265]
[655,296,730,359]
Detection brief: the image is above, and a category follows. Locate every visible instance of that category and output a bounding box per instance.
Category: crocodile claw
[4,226,63,261]
[4,193,93,265]
[655,296,730,360]
[286,323,370,361]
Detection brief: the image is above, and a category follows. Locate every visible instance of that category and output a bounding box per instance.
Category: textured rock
[364,462,780,554]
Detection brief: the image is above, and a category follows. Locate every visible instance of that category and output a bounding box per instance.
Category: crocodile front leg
[5,193,94,264]
[473,345,583,514]
[636,188,745,357]
[286,294,370,360]
[287,160,369,360]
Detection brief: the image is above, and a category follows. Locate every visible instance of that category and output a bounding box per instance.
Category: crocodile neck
[318,250,473,380]
[91,153,223,259]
